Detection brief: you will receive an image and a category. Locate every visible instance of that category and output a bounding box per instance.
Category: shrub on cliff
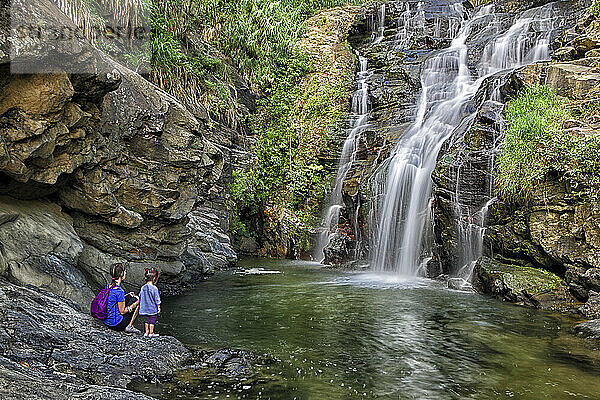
[225,3,360,250]
[498,85,600,200]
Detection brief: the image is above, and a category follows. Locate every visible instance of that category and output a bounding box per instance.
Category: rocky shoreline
[0,0,241,313]
[0,278,271,400]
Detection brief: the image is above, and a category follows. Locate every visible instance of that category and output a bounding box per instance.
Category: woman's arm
[117,299,139,315]
[117,301,127,315]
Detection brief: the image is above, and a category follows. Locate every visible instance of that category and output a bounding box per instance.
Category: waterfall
[316,3,393,262]
[314,54,372,262]
[453,3,562,282]
[373,4,386,44]
[370,2,562,275]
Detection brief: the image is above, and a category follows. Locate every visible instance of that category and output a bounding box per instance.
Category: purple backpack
[91,285,114,320]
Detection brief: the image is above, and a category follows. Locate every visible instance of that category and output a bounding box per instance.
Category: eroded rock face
[470,13,600,306]
[0,196,92,307]
[0,279,189,397]
[61,61,225,287]
[0,0,239,299]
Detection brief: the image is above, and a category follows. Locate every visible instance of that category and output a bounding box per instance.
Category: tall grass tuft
[497,85,600,200]
[497,85,570,199]
[53,0,105,41]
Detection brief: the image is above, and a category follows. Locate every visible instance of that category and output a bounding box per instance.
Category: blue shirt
[139,283,161,315]
[103,285,125,327]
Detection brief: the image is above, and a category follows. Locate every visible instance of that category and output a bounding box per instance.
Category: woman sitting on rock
[104,263,141,333]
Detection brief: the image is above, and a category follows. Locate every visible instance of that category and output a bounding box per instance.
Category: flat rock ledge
[0,279,189,399]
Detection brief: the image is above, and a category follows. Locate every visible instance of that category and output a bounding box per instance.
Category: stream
[142,258,600,399]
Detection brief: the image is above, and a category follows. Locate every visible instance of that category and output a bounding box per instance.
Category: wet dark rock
[186,349,269,379]
[448,277,472,291]
[432,93,507,274]
[323,232,356,265]
[573,319,600,339]
[0,279,189,398]
[239,236,259,254]
[552,46,577,61]
[580,291,600,319]
[131,348,278,399]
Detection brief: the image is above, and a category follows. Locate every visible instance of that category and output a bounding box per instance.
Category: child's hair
[144,267,159,283]
[110,263,127,284]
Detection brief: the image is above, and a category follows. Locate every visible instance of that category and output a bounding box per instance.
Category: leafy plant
[497,85,600,200]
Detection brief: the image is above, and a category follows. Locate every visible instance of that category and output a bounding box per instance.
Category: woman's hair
[110,262,127,284]
[144,267,159,283]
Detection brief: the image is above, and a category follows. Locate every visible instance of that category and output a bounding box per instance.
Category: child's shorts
[145,314,158,325]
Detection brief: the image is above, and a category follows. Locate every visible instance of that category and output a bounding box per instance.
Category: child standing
[139,267,161,337]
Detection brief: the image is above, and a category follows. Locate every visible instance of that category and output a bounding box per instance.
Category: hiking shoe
[149,333,160,337]
[125,325,141,334]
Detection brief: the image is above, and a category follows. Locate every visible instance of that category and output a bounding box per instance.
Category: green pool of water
[147,258,600,399]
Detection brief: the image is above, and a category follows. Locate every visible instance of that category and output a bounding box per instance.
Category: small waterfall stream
[315,55,373,262]
[373,4,387,44]
[370,2,563,275]
[315,6,388,262]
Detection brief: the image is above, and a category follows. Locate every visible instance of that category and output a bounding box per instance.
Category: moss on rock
[473,256,579,312]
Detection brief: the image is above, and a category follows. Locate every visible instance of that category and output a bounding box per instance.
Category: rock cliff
[0,0,243,304]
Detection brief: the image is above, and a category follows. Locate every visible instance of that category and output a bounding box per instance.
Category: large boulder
[580,291,600,319]
[184,209,237,273]
[0,196,93,307]
[574,319,600,339]
[472,256,578,311]
[545,62,600,100]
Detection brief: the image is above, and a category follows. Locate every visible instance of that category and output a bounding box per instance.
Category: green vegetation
[150,0,360,122]
[590,0,600,17]
[498,85,600,200]
[226,4,360,251]
[61,0,362,252]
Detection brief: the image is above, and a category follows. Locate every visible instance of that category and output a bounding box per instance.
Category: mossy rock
[473,256,578,312]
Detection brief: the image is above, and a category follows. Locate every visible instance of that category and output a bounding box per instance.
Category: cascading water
[315,55,372,262]
[373,4,386,44]
[316,4,392,262]
[452,3,563,282]
[370,2,563,275]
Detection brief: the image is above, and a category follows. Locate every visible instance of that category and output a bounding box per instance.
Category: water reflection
[154,258,600,399]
